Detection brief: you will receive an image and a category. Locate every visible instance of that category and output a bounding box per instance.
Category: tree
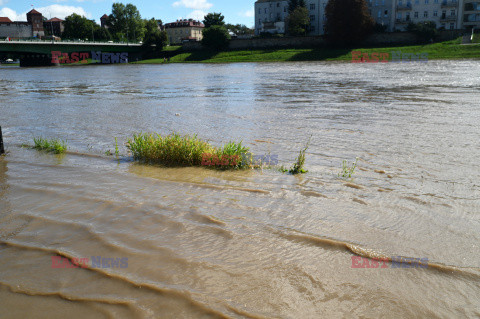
[107,3,145,42]
[287,7,310,36]
[93,25,112,41]
[202,25,230,50]
[407,21,437,43]
[225,24,254,36]
[142,18,168,51]
[203,12,225,28]
[62,14,97,40]
[62,14,110,41]
[325,0,375,46]
[288,0,307,13]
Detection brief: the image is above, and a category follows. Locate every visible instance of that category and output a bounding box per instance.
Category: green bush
[202,26,231,51]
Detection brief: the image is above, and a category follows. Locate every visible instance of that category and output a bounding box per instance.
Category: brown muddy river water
[0,61,479,318]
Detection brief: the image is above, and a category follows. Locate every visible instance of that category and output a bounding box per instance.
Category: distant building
[100,14,109,28]
[255,0,470,35]
[463,0,480,30]
[44,17,64,37]
[391,0,460,31]
[165,19,204,44]
[255,0,289,35]
[27,9,44,37]
[0,11,38,39]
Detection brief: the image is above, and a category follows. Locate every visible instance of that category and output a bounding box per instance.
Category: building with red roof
[44,17,64,37]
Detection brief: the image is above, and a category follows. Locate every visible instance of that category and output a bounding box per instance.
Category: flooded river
[0,61,479,318]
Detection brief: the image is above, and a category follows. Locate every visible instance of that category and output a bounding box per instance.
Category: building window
[378,10,381,18]
[277,3,280,7]
[415,0,419,4]
[310,25,315,31]
[414,11,419,18]
[397,12,402,19]
[284,7,287,12]
[264,8,267,13]
[433,10,438,16]
[385,10,389,17]
[406,12,410,20]
[450,22,454,29]
[310,4,316,10]
[451,9,455,16]
[259,8,261,14]
[310,15,315,21]
[434,0,438,3]
[399,0,403,5]
[425,0,429,4]
[382,0,385,5]
[424,11,428,17]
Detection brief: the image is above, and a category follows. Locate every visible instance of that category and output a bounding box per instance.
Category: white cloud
[0,8,24,21]
[172,0,212,10]
[0,5,90,21]
[240,9,254,18]
[0,0,9,6]
[36,5,91,19]
[187,10,207,21]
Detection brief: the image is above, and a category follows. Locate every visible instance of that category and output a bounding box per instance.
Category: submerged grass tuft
[33,137,67,154]
[280,138,310,175]
[126,132,251,169]
[339,158,358,178]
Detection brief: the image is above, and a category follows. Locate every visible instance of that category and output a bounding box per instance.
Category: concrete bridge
[0,40,144,66]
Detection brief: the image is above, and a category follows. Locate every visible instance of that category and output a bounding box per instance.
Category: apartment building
[255,0,472,35]
[255,0,392,35]
[462,0,480,29]
[393,0,461,30]
[255,0,289,34]
[165,19,204,45]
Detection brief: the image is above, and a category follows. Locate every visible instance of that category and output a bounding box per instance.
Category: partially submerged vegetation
[280,138,310,175]
[126,132,309,173]
[126,132,251,169]
[33,137,67,154]
[339,158,358,178]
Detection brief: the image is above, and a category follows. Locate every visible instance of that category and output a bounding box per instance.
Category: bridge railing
[1,38,142,45]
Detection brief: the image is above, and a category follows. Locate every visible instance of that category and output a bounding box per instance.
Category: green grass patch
[126,132,252,169]
[33,137,67,154]
[136,38,480,64]
[339,158,358,179]
[280,138,310,175]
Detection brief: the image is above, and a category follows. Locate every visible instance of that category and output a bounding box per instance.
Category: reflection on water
[0,62,479,318]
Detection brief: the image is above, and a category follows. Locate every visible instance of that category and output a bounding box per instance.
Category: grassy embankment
[136,38,480,64]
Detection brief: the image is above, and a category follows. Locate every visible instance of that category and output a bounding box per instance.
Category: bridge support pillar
[20,54,54,67]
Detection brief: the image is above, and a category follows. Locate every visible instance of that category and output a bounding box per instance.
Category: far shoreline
[134,39,480,64]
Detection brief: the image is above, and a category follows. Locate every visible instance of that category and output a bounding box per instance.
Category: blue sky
[0,0,255,26]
